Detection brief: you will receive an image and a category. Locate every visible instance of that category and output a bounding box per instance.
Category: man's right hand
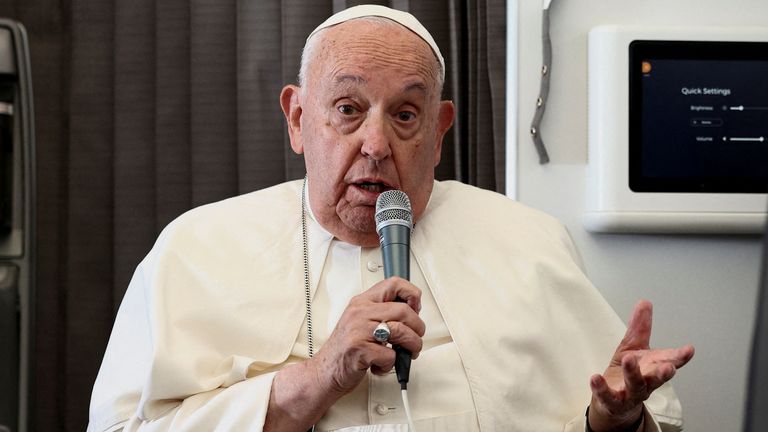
[265,277,425,430]
[311,276,425,393]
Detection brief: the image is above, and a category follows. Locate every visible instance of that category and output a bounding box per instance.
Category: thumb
[617,300,653,353]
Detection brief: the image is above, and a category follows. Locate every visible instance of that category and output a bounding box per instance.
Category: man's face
[281,19,454,247]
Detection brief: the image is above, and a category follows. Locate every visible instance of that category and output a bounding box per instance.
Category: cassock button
[367,261,380,272]
[375,404,389,415]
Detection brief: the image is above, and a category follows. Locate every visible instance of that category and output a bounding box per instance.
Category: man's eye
[338,105,357,115]
[397,111,416,122]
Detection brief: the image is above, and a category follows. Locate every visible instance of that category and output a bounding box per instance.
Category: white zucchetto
[307,4,445,81]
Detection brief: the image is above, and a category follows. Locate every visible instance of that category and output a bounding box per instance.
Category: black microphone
[375,190,413,390]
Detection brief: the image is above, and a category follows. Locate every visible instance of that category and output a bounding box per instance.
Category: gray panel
[0,28,15,75]
[745,221,768,431]
[0,18,34,432]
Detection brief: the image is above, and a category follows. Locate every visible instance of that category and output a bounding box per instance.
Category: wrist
[266,359,343,431]
[586,405,644,432]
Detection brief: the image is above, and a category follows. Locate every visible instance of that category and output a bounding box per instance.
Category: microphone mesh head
[375,190,413,232]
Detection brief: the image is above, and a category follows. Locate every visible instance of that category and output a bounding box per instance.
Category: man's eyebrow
[402,81,428,94]
[331,75,428,93]
[332,74,367,86]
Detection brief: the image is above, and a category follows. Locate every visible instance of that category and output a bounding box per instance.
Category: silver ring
[373,321,391,343]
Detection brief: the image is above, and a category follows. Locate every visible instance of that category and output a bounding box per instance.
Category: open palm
[587,301,695,431]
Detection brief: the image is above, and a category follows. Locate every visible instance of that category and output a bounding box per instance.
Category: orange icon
[641,61,652,74]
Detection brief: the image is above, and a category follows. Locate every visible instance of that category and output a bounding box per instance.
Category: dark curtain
[0,0,506,430]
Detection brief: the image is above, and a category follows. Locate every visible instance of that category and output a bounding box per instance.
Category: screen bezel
[628,40,768,193]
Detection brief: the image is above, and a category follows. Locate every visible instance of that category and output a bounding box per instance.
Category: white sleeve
[120,372,276,431]
[87,232,279,432]
[88,257,154,432]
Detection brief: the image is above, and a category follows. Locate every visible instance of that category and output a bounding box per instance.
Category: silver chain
[302,175,315,358]
[302,176,316,432]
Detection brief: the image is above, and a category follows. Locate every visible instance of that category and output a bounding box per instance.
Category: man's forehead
[308,22,439,97]
[307,5,445,82]
[330,73,429,95]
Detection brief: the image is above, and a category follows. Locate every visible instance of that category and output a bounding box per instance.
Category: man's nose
[360,115,392,161]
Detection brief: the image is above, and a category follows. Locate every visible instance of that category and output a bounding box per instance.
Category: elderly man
[88,5,693,432]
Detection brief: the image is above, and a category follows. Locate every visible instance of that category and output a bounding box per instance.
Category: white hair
[297,16,445,92]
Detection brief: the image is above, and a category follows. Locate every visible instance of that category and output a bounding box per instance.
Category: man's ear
[280,85,304,155]
[433,100,456,166]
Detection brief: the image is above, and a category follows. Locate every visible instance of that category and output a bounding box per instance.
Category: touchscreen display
[629,40,768,193]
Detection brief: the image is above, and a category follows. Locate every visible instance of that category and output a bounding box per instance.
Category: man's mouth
[354,181,393,194]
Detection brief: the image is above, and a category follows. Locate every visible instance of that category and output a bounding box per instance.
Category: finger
[370,364,393,376]
[639,362,677,394]
[373,302,426,337]
[366,343,396,375]
[590,373,620,406]
[677,344,696,366]
[622,354,647,398]
[634,347,693,393]
[361,277,422,312]
[382,321,424,359]
[637,345,696,370]
[616,300,653,355]
[657,363,676,382]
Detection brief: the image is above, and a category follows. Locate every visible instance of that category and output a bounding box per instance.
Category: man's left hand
[587,300,695,432]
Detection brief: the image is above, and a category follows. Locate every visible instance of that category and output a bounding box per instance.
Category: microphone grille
[375,190,413,232]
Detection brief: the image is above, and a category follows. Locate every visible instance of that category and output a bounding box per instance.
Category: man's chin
[339,210,378,236]
[342,218,377,237]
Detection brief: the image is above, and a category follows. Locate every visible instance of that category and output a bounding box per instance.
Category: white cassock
[88,180,683,432]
